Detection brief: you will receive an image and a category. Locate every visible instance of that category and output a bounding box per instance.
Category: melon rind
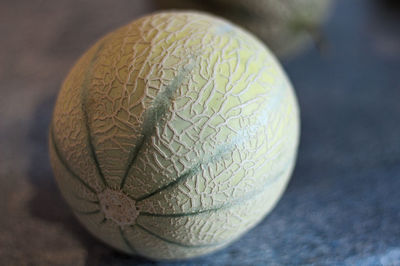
[49,11,300,260]
[156,0,333,58]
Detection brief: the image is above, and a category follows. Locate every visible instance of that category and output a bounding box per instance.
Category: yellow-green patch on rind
[49,11,300,260]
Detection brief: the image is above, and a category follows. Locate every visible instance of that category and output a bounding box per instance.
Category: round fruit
[49,11,300,260]
[156,0,332,58]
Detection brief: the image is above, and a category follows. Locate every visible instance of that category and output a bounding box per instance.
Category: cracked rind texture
[49,11,300,260]
[157,0,333,58]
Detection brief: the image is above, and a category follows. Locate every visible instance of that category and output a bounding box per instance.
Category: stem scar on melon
[98,188,140,226]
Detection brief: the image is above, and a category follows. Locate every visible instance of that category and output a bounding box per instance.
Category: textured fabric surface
[1,0,399,265]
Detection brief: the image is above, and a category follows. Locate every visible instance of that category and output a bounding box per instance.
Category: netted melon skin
[49,11,300,260]
[157,0,332,58]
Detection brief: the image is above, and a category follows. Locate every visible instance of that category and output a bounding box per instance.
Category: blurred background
[1,0,399,265]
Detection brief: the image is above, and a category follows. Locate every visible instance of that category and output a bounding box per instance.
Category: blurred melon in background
[155,0,333,58]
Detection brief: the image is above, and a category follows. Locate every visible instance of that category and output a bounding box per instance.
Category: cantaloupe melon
[156,0,333,58]
[49,11,300,260]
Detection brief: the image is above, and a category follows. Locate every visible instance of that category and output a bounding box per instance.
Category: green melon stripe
[50,125,98,195]
[70,190,99,204]
[139,204,224,218]
[80,198,99,204]
[118,136,146,191]
[134,223,224,249]
[135,163,201,202]
[133,99,276,203]
[81,42,109,188]
[133,87,290,203]
[119,226,137,254]
[119,58,196,190]
[135,138,233,202]
[138,158,292,218]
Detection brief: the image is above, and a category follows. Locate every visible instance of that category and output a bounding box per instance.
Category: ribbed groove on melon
[134,107,273,203]
[134,140,233,202]
[70,190,100,204]
[81,42,109,188]
[70,153,293,250]
[139,205,224,218]
[134,223,225,248]
[138,159,290,218]
[53,116,293,220]
[135,163,200,202]
[119,58,196,190]
[50,125,98,194]
[119,226,137,254]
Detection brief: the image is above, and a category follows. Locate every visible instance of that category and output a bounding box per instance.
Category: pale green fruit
[156,0,333,58]
[49,11,300,260]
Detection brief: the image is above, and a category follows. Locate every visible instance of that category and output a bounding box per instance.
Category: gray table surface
[1,0,400,265]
